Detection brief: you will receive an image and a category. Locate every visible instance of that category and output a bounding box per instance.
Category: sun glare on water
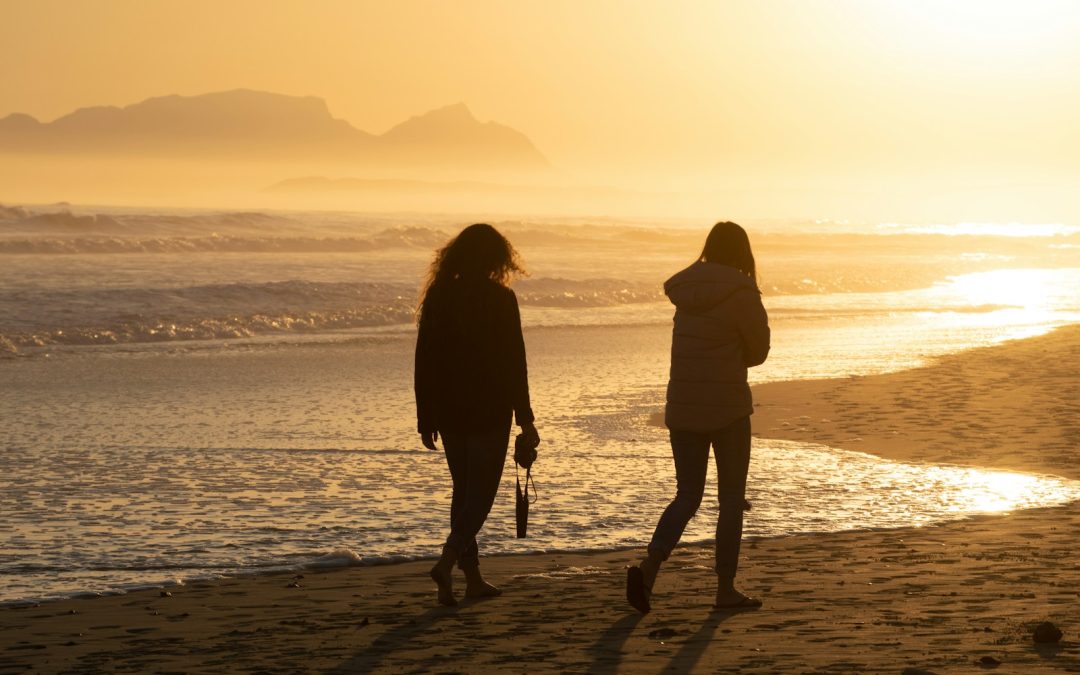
[921,268,1080,348]
[941,269,1060,310]
[948,470,1051,514]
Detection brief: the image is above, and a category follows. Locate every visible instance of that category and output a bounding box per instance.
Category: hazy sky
[3,0,1080,213]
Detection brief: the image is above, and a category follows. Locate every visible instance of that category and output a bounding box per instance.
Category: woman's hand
[420,430,439,450]
[519,422,540,450]
[514,422,540,469]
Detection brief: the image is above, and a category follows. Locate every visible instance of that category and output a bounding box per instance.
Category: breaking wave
[0,203,462,253]
[1,306,416,353]
[0,230,452,254]
[516,277,662,306]
[0,280,413,354]
[0,277,667,354]
[0,205,304,234]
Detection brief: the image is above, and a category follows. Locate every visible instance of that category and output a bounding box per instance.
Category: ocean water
[2,204,1080,604]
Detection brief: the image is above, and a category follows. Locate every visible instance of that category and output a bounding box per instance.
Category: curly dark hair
[417,223,525,322]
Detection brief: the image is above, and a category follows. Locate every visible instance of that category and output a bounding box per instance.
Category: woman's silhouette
[415,223,539,606]
[628,221,770,613]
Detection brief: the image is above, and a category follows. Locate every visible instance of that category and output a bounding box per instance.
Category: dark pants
[441,425,511,570]
[648,416,752,578]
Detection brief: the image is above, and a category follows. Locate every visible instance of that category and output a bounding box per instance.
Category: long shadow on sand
[661,608,741,672]
[586,613,645,674]
[324,602,468,674]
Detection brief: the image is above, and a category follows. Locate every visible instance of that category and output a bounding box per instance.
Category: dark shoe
[626,566,652,614]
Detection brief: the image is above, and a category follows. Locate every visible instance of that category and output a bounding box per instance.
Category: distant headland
[0,89,550,173]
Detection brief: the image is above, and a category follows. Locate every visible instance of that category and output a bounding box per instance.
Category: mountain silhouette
[0,89,549,172]
[379,102,545,169]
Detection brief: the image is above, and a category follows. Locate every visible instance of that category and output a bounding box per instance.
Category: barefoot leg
[463,565,502,598]
[429,547,459,607]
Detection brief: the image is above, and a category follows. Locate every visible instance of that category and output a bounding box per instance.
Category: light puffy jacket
[663,261,770,432]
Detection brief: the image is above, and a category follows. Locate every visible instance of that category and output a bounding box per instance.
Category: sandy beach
[3,325,1079,674]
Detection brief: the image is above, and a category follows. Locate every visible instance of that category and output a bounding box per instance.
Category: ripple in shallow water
[1,439,1077,604]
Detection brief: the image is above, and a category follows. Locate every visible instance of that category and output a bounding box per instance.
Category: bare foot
[713,589,762,610]
[464,580,502,598]
[429,563,457,607]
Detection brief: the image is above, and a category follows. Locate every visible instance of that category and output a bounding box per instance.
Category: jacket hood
[664,261,758,311]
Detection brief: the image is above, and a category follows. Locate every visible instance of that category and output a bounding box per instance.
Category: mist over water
[2,204,1079,603]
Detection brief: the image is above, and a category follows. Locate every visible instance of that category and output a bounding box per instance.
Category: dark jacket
[664,261,770,432]
[415,279,534,434]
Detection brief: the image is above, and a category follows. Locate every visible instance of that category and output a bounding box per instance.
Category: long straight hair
[417,223,524,323]
[700,221,757,283]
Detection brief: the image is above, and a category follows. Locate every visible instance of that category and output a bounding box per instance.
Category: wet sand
[751,324,1080,477]
[3,326,1079,673]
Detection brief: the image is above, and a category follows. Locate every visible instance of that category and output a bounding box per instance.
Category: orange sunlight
[3,0,1080,219]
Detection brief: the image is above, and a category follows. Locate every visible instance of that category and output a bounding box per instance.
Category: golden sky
[3,0,1079,215]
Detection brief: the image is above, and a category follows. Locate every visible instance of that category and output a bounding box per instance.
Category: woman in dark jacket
[415,223,539,606]
[627,221,770,613]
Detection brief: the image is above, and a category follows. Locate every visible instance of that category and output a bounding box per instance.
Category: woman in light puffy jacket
[627,221,770,613]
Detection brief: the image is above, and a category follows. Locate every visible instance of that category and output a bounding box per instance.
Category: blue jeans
[648,416,752,578]
[441,425,511,569]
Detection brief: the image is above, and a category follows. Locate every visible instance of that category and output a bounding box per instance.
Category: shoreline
[5,506,1079,672]
[751,324,1080,481]
[3,325,1079,672]
[6,455,1077,612]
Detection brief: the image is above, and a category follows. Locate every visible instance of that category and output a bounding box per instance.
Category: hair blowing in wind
[417,223,525,322]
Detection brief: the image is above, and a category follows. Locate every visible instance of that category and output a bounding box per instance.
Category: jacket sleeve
[414,307,439,434]
[733,288,770,367]
[505,290,535,427]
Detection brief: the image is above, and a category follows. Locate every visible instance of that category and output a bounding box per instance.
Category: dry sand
[3,326,1079,674]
